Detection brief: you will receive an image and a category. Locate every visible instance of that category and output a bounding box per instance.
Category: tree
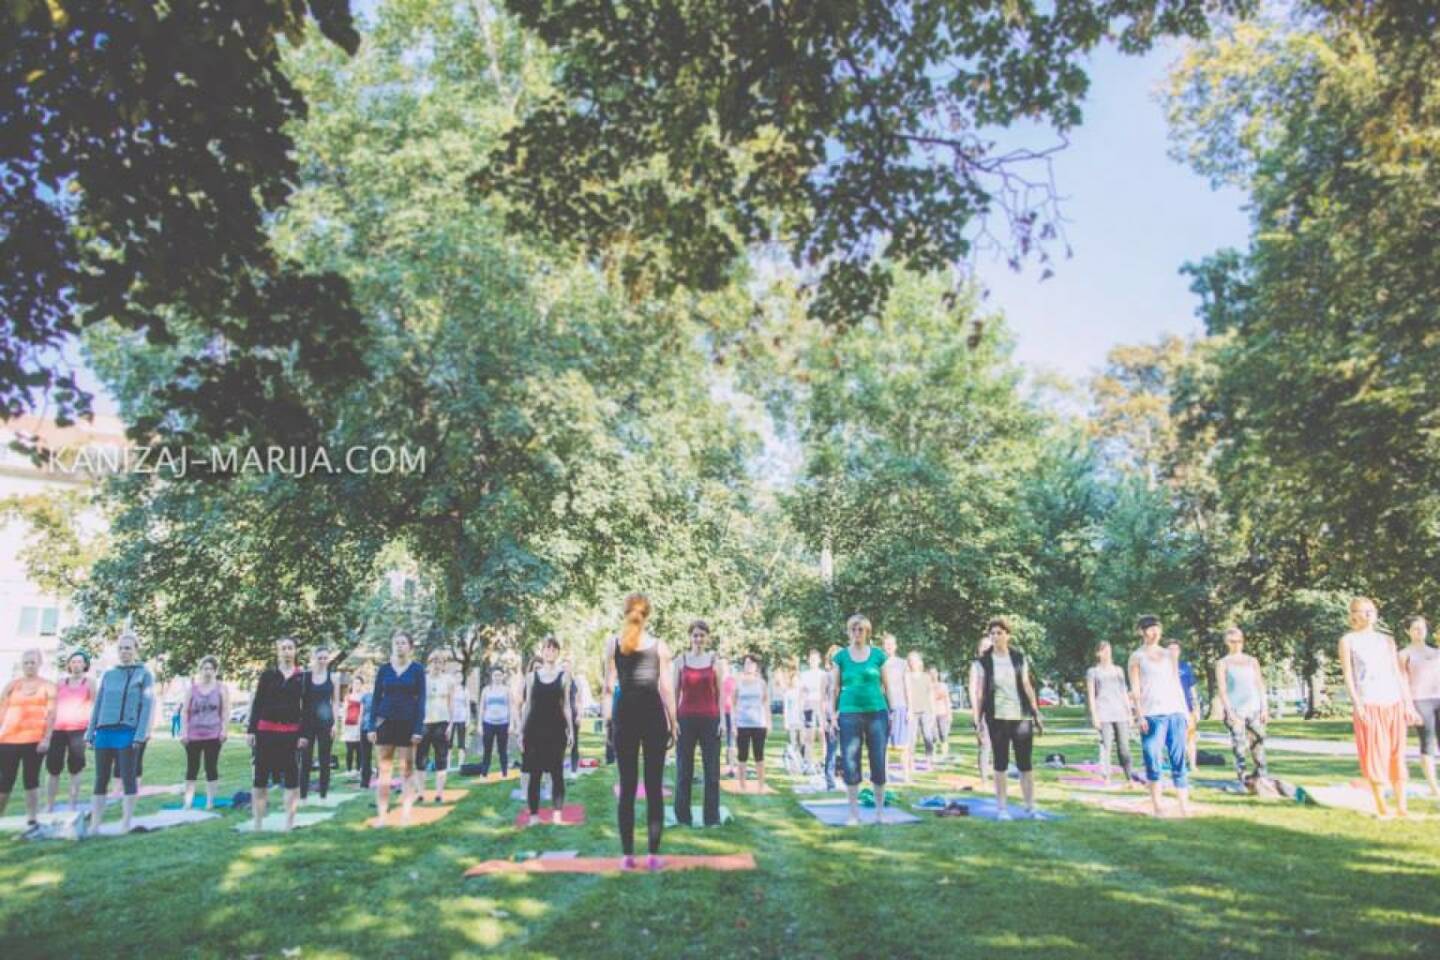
[1167,11,1440,612]
[780,271,1043,673]
[487,0,1253,328]
[2,0,367,434]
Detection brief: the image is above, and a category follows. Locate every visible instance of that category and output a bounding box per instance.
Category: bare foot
[552,810,564,825]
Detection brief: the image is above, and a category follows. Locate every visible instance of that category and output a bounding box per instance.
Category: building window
[16,607,59,638]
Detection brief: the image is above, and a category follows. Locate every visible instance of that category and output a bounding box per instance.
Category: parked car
[1036,687,1060,708]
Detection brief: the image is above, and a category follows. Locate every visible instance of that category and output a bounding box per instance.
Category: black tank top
[525,671,565,734]
[615,640,660,694]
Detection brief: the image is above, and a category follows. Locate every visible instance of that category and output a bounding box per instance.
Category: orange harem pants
[1353,701,1407,783]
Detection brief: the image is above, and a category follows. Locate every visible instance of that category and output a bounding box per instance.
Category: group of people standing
[2,593,1436,847]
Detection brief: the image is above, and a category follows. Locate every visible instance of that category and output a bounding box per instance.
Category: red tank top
[677,661,719,718]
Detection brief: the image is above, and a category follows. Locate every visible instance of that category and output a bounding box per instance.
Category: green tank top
[835,646,888,714]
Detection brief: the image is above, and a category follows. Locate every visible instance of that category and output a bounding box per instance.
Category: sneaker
[620,855,637,870]
[645,855,664,871]
[994,809,1014,821]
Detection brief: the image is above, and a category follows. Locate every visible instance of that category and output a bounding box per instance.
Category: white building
[1,414,126,680]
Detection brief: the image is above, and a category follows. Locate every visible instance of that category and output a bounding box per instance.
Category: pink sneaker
[621,855,637,870]
[645,855,664,872]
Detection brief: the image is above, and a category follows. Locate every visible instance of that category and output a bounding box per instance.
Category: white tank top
[481,686,511,724]
[1347,630,1402,705]
[1134,647,1188,716]
[1401,644,1440,701]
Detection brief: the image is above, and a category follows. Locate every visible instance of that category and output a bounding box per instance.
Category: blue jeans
[838,710,888,787]
[1140,712,1189,788]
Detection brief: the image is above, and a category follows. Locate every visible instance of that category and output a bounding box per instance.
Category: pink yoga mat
[465,853,756,876]
[515,804,586,827]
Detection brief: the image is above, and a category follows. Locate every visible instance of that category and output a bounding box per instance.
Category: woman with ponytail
[605,594,677,869]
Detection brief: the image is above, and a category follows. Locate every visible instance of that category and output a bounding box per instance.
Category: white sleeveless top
[1132,647,1188,717]
[1400,644,1440,701]
[1346,630,1402,705]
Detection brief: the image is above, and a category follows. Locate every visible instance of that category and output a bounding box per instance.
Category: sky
[971,39,1252,390]
[78,35,1251,418]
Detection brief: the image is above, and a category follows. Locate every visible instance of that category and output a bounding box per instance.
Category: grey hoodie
[87,663,155,739]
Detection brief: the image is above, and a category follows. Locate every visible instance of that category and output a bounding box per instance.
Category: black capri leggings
[736,727,767,763]
[94,746,139,796]
[986,716,1035,773]
[185,739,223,782]
[46,730,87,777]
[0,742,43,792]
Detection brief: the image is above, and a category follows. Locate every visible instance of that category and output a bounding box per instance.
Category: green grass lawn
[2,709,1437,959]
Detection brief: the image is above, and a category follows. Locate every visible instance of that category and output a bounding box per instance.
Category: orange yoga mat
[515,804,587,827]
[465,852,757,876]
[366,804,457,828]
[1094,798,1221,819]
[719,780,776,796]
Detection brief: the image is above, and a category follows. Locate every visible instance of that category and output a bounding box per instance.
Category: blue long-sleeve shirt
[372,661,426,738]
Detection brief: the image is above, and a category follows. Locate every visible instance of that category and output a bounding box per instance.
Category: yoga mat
[800,800,921,826]
[0,812,79,833]
[366,803,456,828]
[719,780,775,796]
[96,809,220,836]
[664,805,735,827]
[414,789,469,804]
[297,791,364,808]
[927,797,1064,822]
[1058,775,1135,792]
[234,811,336,833]
[789,784,843,795]
[465,853,757,876]
[161,796,236,810]
[1345,779,1436,800]
[1193,778,1249,796]
[481,770,521,782]
[936,774,984,791]
[108,783,183,799]
[578,758,600,768]
[515,804,586,827]
[613,783,673,800]
[1086,797,1221,819]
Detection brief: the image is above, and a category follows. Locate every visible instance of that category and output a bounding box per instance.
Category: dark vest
[978,649,1035,721]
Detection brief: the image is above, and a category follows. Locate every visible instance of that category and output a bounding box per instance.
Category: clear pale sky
[79,36,1248,417]
[972,39,1251,387]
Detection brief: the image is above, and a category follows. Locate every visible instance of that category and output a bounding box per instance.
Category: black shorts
[46,730,87,776]
[416,722,450,771]
[375,719,416,747]
[737,727,767,763]
[252,731,300,789]
[450,722,467,746]
[803,709,819,729]
[0,742,43,792]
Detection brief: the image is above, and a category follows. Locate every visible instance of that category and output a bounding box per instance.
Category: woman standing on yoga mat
[673,620,723,826]
[1086,641,1137,788]
[342,672,366,775]
[1340,597,1421,818]
[298,647,339,802]
[414,649,457,804]
[370,631,425,825]
[732,655,770,794]
[606,593,676,870]
[1128,615,1191,818]
[830,614,896,826]
[1399,615,1440,798]
[180,656,230,811]
[521,636,572,825]
[87,632,154,835]
[0,648,56,830]
[46,650,94,814]
[247,637,310,833]
[974,618,1045,820]
[479,668,514,777]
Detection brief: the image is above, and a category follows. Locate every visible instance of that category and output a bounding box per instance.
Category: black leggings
[358,736,374,789]
[526,753,565,815]
[480,722,509,775]
[986,716,1035,773]
[615,704,668,856]
[94,745,139,796]
[132,739,147,780]
[184,740,222,782]
[345,740,360,771]
[0,742,42,792]
[299,732,334,798]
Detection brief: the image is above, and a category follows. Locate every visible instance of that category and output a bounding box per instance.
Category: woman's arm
[220,685,232,741]
[1337,634,1361,713]
[829,665,841,729]
[1021,660,1042,729]
[518,674,534,733]
[1392,640,1421,723]
[561,672,574,741]
[86,675,101,742]
[1085,671,1099,727]
[658,641,677,736]
[178,683,190,742]
[37,680,57,752]
[1215,658,1232,720]
[1128,653,1147,733]
[135,670,155,742]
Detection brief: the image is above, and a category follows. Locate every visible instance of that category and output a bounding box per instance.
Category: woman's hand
[367,731,377,744]
[1138,716,1150,735]
[247,734,256,748]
